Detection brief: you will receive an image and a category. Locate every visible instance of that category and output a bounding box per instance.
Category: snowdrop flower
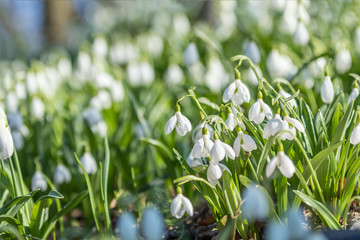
[233,128,257,156]
[293,22,310,46]
[321,75,334,104]
[110,81,125,102]
[354,26,360,53]
[91,121,108,138]
[249,93,273,124]
[245,41,261,64]
[140,62,155,86]
[283,115,305,140]
[6,92,18,113]
[79,152,97,174]
[279,89,297,108]
[266,147,295,178]
[270,0,286,11]
[116,212,138,240]
[141,207,164,240]
[164,64,184,85]
[207,162,222,186]
[31,97,45,121]
[171,188,194,219]
[165,108,192,136]
[222,79,250,105]
[186,153,203,168]
[11,131,23,150]
[192,127,214,158]
[348,84,359,104]
[263,113,288,139]
[92,36,108,59]
[335,49,352,74]
[225,107,237,131]
[266,50,297,78]
[31,171,48,191]
[205,57,230,92]
[0,110,14,159]
[350,123,360,145]
[192,122,213,141]
[184,42,199,66]
[242,185,269,222]
[210,133,235,164]
[54,164,71,185]
[83,108,102,126]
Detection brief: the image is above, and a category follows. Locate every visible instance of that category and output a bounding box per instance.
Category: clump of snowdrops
[168,54,360,238]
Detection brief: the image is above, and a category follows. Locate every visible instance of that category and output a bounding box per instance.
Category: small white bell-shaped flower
[266,144,295,178]
[210,133,235,164]
[245,41,261,64]
[171,187,194,219]
[31,97,45,121]
[293,21,310,46]
[31,171,48,191]
[279,87,297,108]
[242,185,269,222]
[222,78,250,105]
[233,127,257,156]
[116,212,138,240]
[183,42,199,66]
[263,109,288,139]
[348,81,359,104]
[249,92,273,124]
[0,109,14,160]
[79,152,97,174]
[165,105,192,136]
[207,162,222,186]
[335,49,352,74]
[54,164,72,185]
[283,115,305,140]
[141,207,164,240]
[350,123,360,145]
[321,74,334,104]
[225,107,237,131]
[192,127,214,158]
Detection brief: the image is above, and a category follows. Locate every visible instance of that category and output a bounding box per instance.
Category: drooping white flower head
[79,152,97,175]
[225,111,237,131]
[242,185,269,222]
[54,164,72,185]
[348,82,359,104]
[183,42,199,66]
[245,41,261,64]
[6,92,18,113]
[335,49,352,74]
[165,109,192,136]
[31,171,48,191]
[293,22,310,46]
[249,96,273,124]
[207,162,222,186]
[115,212,138,240]
[350,123,360,145]
[31,97,45,121]
[0,110,14,160]
[192,122,213,141]
[171,189,194,219]
[192,128,214,158]
[354,26,360,53]
[141,207,164,240]
[187,152,203,168]
[266,150,295,178]
[279,89,297,108]
[283,115,305,140]
[222,79,250,105]
[164,64,184,85]
[321,75,334,104]
[210,133,235,164]
[92,36,108,59]
[263,113,289,139]
[233,129,257,156]
[11,131,23,150]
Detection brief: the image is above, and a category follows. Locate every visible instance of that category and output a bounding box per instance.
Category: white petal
[261,101,273,120]
[253,112,265,124]
[223,81,236,103]
[180,195,194,216]
[171,195,183,218]
[165,114,177,135]
[350,124,360,145]
[249,100,261,122]
[210,140,225,163]
[203,136,214,151]
[176,126,188,136]
[192,138,205,158]
[266,156,278,178]
[288,118,305,133]
[233,136,241,157]
[278,152,295,178]
[207,163,222,180]
[349,88,359,104]
[222,142,235,160]
[321,76,334,104]
[241,133,257,152]
[177,113,192,132]
[225,113,236,131]
[208,176,219,186]
[237,80,250,103]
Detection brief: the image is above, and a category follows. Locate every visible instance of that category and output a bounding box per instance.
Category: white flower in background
[266,151,295,178]
[90,90,112,110]
[93,36,108,59]
[233,130,257,156]
[31,171,48,191]
[335,49,352,74]
[280,15,298,35]
[95,72,114,89]
[192,128,214,158]
[79,152,97,174]
[164,64,184,85]
[225,111,237,131]
[141,207,164,240]
[242,185,269,222]
[350,123,360,145]
[0,110,14,160]
[165,111,192,136]
[321,75,334,104]
[246,65,262,86]
[266,50,297,78]
[111,81,125,102]
[77,51,92,77]
[192,122,213,141]
[54,164,72,185]
[249,98,273,124]
[293,22,310,46]
[349,87,359,104]
[140,62,155,85]
[184,42,199,66]
[6,92,18,113]
[279,89,297,108]
[245,41,261,64]
[31,97,45,121]
[205,57,229,92]
[309,57,326,78]
[210,133,235,164]
[83,108,102,126]
[171,191,194,219]
[186,153,203,168]
[354,27,360,52]
[26,72,39,95]
[283,116,305,140]
[127,62,141,86]
[222,79,250,105]
[144,33,164,58]
[270,0,286,11]
[11,131,23,150]
[91,121,108,138]
[15,82,27,100]
[58,57,72,78]
[207,162,222,186]
[263,114,288,139]
[173,13,190,38]
[116,212,138,240]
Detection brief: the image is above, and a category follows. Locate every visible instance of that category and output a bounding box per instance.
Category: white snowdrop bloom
[140,62,155,86]
[205,57,229,92]
[350,123,360,145]
[321,75,334,104]
[354,27,360,52]
[15,82,27,100]
[31,171,48,191]
[110,81,125,102]
[11,131,23,150]
[95,72,113,89]
[79,152,97,174]
[171,193,194,219]
[266,220,288,240]
[6,92,18,113]
[26,72,38,95]
[164,64,184,85]
[116,212,138,240]
[242,185,269,222]
[279,89,297,108]
[186,153,203,168]
[348,87,359,104]
[7,112,23,131]
[293,22,310,46]
[192,122,213,141]
[216,11,237,40]
[246,65,262,86]
[93,37,108,58]
[184,43,199,66]
[173,13,190,38]
[245,41,261,64]
[91,121,108,138]
[90,90,112,110]
[0,110,14,160]
[31,98,45,121]
[280,15,298,35]
[222,79,250,105]
[335,49,352,74]
[54,164,71,185]
[207,162,222,186]
[309,57,326,78]
[270,0,286,11]
[141,207,164,240]
[266,151,295,178]
[145,34,164,57]
[165,111,192,136]
[263,114,288,139]
[249,98,273,124]
[233,130,257,156]
[78,51,92,73]
[266,50,297,78]
[210,134,235,164]
[284,116,305,135]
[225,112,237,131]
[192,132,214,158]
[83,108,102,126]
[127,62,142,87]
[286,209,308,239]
[58,57,72,78]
